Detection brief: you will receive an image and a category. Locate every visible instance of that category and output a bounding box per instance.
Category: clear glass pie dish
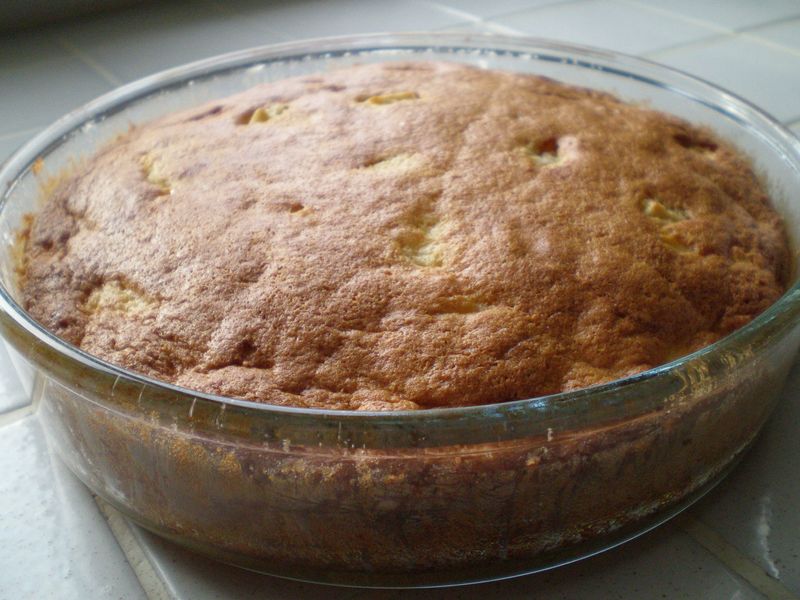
[1,33,800,588]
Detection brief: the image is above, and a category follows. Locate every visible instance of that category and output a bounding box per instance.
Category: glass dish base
[87,442,751,589]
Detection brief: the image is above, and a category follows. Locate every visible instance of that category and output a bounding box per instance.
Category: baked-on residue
[20,62,789,410]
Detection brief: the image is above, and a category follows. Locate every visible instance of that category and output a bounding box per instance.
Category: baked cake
[19,61,789,410]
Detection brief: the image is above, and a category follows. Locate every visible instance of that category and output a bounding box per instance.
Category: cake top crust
[20,61,789,410]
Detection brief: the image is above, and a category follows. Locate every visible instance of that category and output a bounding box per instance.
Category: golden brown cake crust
[20,61,789,410]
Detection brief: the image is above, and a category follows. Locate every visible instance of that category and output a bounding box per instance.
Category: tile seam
[679,515,799,600]
[640,32,731,58]
[443,19,525,35]
[0,127,41,142]
[96,497,176,600]
[615,0,731,33]
[637,10,800,60]
[428,2,484,23]
[737,13,800,34]
[483,20,527,35]
[466,0,596,24]
[0,402,35,427]
[52,34,124,87]
[642,32,733,59]
[737,30,800,60]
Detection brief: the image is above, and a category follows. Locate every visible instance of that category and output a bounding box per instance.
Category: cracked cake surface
[19,61,789,410]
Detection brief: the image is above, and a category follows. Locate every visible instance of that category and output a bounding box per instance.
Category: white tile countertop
[2,0,800,598]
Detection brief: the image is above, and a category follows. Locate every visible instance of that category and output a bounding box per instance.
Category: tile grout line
[736,13,800,35]
[626,0,800,60]
[783,116,800,128]
[95,497,176,600]
[52,34,124,87]
[679,515,799,600]
[438,18,525,36]
[645,28,800,61]
[427,2,484,24]
[0,402,36,427]
[482,21,527,35]
[737,29,800,61]
[0,127,41,142]
[433,0,600,36]
[640,32,732,59]
[619,0,800,39]
[0,372,45,427]
[468,0,800,62]
[97,497,366,600]
[451,0,595,25]
[616,0,730,34]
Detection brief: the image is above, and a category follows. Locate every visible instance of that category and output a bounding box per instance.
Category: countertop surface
[1,0,800,598]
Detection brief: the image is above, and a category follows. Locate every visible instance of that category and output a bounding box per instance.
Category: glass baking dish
[1,33,800,588]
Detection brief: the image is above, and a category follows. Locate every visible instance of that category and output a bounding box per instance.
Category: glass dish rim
[1,31,800,422]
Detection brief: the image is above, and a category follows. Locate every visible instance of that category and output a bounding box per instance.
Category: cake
[13,60,794,582]
[19,61,789,411]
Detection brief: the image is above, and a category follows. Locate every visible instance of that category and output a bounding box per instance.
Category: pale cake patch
[359,91,420,105]
[84,280,156,316]
[140,153,172,196]
[396,209,446,268]
[429,294,486,315]
[522,135,580,168]
[642,198,687,223]
[361,153,426,174]
[244,104,289,124]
